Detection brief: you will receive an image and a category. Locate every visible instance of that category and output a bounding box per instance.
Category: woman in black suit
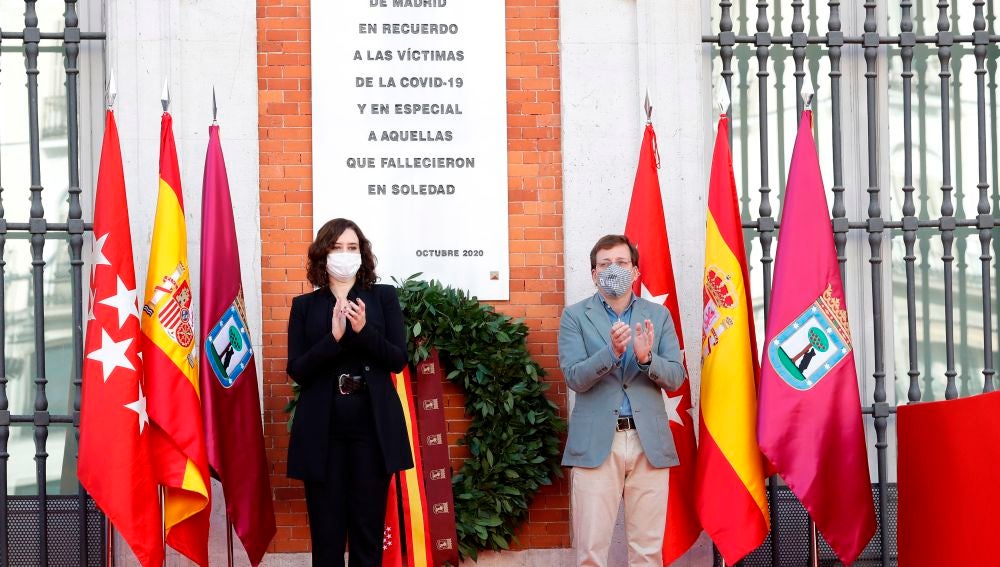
[286,218,413,567]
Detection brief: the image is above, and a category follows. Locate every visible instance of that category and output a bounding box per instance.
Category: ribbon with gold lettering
[415,350,460,565]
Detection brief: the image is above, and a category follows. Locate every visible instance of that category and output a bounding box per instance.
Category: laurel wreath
[285,276,565,559]
[394,276,564,559]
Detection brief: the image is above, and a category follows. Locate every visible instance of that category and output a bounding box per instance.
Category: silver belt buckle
[338,373,352,395]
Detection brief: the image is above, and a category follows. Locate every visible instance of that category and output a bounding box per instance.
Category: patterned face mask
[597,264,633,298]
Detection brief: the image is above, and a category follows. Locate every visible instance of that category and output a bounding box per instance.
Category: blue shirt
[599,293,637,417]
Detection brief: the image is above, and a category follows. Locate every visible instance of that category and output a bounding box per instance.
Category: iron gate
[706,0,1000,565]
[0,1,105,565]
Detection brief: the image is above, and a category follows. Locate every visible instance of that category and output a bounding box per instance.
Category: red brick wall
[257,0,568,554]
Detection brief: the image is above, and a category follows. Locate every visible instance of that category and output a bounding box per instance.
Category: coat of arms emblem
[205,291,254,388]
[144,262,194,348]
[702,265,737,360]
[767,284,852,391]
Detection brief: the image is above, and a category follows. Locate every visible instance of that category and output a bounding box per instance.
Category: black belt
[616,416,636,431]
[338,374,366,395]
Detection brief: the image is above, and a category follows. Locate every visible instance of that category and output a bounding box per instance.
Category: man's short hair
[589,234,640,270]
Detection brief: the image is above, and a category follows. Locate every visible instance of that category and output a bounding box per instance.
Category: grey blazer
[559,293,685,469]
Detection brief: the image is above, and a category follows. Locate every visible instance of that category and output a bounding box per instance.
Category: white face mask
[326,252,362,282]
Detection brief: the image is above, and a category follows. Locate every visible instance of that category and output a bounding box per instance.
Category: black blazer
[286,284,414,481]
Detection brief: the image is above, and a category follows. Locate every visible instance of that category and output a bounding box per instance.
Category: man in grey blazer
[559,234,686,566]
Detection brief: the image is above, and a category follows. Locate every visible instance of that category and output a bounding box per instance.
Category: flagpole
[158,76,169,561]
[802,81,821,567]
[226,507,235,567]
[160,485,166,552]
[210,88,236,567]
[708,91,722,567]
[809,519,819,567]
[106,518,116,567]
[105,70,118,567]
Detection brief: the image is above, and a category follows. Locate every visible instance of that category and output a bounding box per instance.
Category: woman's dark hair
[306,218,378,289]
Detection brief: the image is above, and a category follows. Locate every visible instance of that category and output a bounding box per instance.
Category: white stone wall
[561,0,712,361]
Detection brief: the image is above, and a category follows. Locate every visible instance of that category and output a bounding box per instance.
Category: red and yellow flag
[141,112,210,566]
[694,114,769,563]
[385,368,433,567]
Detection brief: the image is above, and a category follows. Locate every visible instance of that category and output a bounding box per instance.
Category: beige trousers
[570,429,670,567]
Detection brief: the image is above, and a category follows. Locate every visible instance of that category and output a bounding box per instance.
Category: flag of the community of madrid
[624,121,701,563]
[695,113,769,564]
[141,111,211,566]
[757,109,876,565]
[79,109,164,567]
[199,123,276,566]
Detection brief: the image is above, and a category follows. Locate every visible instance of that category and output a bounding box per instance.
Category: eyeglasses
[596,259,633,270]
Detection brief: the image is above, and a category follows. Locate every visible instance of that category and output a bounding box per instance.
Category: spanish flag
[694,114,769,563]
[386,368,433,566]
[141,111,211,566]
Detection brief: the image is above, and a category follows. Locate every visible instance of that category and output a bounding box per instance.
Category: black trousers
[305,390,392,567]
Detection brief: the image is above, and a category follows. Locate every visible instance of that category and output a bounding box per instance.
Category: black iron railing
[707,0,1000,565]
[0,1,104,565]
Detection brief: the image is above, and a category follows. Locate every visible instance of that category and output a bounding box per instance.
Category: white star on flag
[665,393,684,425]
[640,282,669,306]
[97,275,139,329]
[86,329,134,382]
[124,382,149,434]
[92,233,111,268]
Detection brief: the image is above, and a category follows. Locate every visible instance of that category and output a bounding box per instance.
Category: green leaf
[490,532,510,549]
[478,515,503,527]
